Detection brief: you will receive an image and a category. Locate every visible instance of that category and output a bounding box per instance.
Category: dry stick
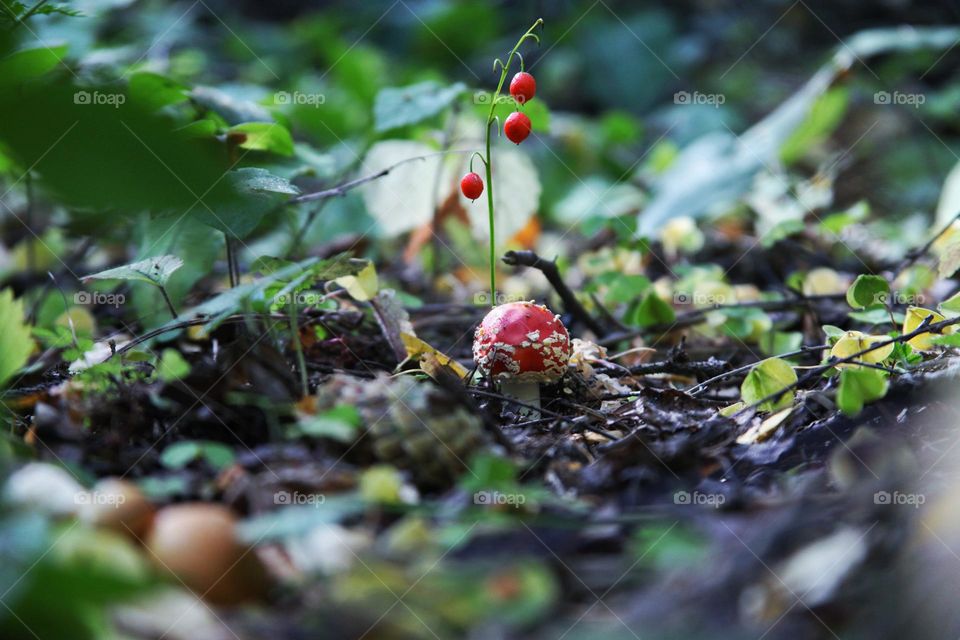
[732,314,960,417]
[290,149,475,205]
[686,343,830,395]
[502,250,608,336]
[467,387,617,440]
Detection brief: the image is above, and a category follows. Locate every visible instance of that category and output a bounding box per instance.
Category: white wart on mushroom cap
[472,301,572,383]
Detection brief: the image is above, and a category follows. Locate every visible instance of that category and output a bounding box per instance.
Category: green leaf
[156,349,190,382]
[780,87,849,165]
[822,324,847,341]
[623,292,675,328]
[227,122,294,156]
[602,273,652,305]
[373,81,465,132]
[741,357,798,412]
[931,333,960,347]
[297,404,361,442]
[837,368,888,416]
[846,274,889,309]
[128,72,188,111]
[0,289,33,389]
[760,331,803,357]
[83,255,183,288]
[198,168,300,238]
[0,45,68,83]
[761,219,806,248]
[160,440,235,470]
[848,305,900,325]
[939,291,960,315]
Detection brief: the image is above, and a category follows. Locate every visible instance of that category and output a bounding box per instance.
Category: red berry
[460,172,484,200]
[509,72,536,104]
[503,112,532,144]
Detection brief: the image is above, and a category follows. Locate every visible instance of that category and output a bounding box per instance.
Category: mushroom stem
[499,379,541,418]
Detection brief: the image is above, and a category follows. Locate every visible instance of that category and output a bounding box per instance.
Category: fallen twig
[502,249,608,337]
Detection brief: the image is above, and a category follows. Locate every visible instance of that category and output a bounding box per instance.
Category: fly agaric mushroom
[473,301,572,416]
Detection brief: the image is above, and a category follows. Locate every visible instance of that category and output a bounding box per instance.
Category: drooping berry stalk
[481,18,542,306]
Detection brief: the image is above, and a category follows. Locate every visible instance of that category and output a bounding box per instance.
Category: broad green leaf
[0,289,33,389]
[128,72,188,111]
[845,274,889,309]
[160,440,235,470]
[624,292,675,328]
[198,168,300,238]
[741,357,798,412]
[373,81,465,132]
[0,45,68,83]
[156,349,191,382]
[83,255,183,288]
[555,177,644,223]
[837,368,888,416]
[227,122,294,156]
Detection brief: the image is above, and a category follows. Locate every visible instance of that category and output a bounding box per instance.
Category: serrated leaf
[83,255,183,288]
[0,289,33,389]
[741,357,798,412]
[227,122,294,156]
[837,368,888,416]
[373,81,465,132]
[845,274,889,309]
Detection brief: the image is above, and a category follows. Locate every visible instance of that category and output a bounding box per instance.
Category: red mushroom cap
[473,301,571,383]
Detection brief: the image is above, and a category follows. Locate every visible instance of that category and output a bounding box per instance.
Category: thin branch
[733,314,960,417]
[290,149,474,205]
[502,250,608,336]
[687,343,829,395]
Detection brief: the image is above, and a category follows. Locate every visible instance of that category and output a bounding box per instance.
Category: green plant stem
[289,300,309,397]
[158,285,178,320]
[482,18,542,306]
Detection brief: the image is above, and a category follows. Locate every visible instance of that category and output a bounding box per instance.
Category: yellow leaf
[400,333,468,380]
[829,331,893,368]
[902,306,953,351]
[334,262,379,301]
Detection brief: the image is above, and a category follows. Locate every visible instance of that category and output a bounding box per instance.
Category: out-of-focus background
[4,1,960,639]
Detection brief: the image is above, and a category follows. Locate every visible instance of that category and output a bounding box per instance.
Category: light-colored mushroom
[145,503,268,605]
